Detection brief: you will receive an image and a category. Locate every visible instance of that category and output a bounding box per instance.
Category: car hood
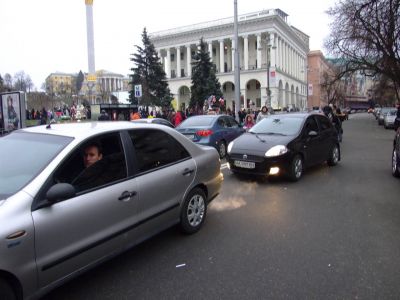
[231,133,292,153]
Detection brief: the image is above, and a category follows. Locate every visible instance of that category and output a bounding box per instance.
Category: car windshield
[250,116,303,135]
[388,110,397,116]
[0,132,73,199]
[178,116,215,127]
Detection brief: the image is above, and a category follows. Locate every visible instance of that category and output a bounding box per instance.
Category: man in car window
[83,143,103,168]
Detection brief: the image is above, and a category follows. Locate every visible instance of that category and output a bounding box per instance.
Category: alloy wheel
[187,194,205,227]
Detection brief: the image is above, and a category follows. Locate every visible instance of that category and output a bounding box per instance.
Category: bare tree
[320,71,347,106]
[13,71,27,91]
[325,0,400,102]
[0,75,4,92]
[4,73,13,90]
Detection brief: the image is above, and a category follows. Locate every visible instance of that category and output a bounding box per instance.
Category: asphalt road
[43,113,400,300]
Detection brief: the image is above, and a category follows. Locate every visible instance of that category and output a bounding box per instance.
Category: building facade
[307,50,336,109]
[150,9,309,111]
[46,71,129,104]
[45,72,75,96]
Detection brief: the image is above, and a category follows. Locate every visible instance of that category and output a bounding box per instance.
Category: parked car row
[374,107,398,129]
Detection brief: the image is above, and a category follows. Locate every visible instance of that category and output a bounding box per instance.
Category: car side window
[304,117,319,134]
[217,117,227,128]
[54,133,127,193]
[129,129,190,173]
[228,118,239,128]
[316,115,332,131]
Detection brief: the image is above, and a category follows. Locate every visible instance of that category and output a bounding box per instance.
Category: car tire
[0,278,16,300]
[327,144,340,166]
[180,188,207,234]
[288,155,303,182]
[392,148,400,178]
[218,140,227,159]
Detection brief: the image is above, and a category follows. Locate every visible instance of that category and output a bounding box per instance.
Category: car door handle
[118,191,137,201]
[182,168,194,176]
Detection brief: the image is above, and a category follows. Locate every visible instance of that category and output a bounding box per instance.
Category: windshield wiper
[250,131,266,142]
[263,132,287,136]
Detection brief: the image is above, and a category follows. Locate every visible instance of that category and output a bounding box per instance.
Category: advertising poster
[1,92,21,131]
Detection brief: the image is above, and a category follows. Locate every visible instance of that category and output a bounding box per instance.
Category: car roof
[19,121,156,139]
[270,112,323,119]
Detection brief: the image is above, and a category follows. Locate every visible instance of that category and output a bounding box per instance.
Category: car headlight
[227,141,234,154]
[265,145,288,157]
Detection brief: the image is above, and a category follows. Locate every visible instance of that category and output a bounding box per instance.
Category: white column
[219,40,225,73]
[244,35,249,70]
[176,47,181,78]
[157,50,162,63]
[271,34,276,68]
[208,42,213,62]
[243,89,247,109]
[166,48,171,78]
[257,34,262,69]
[227,41,232,72]
[186,45,192,77]
[231,38,235,71]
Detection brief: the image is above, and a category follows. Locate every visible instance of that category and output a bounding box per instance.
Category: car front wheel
[327,144,340,166]
[218,141,226,159]
[0,278,16,300]
[180,188,207,234]
[392,148,400,178]
[288,155,303,182]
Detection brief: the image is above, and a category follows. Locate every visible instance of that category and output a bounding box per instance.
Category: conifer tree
[190,38,222,109]
[129,28,172,108]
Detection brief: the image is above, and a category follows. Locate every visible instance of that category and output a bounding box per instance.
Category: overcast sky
[0,0,337,90]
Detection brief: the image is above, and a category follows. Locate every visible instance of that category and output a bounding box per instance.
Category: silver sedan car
[0,121,223,300]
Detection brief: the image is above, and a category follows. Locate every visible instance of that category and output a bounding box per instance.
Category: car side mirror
[46,183,76,203]
[308,130,318,137]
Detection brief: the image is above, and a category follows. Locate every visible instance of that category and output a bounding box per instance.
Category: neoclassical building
[150,9,309,111]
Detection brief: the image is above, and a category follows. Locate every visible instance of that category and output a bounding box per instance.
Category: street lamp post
[233,0,241,122]
[266,45,271,107]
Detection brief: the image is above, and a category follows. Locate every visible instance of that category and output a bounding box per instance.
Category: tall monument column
[85,0,96,74]
[85,0,96,103]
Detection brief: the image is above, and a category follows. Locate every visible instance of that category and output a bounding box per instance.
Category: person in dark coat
[98,110,110,121]
[323,105,343,142]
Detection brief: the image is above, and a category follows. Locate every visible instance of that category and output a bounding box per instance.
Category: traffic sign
[134,85,142,97]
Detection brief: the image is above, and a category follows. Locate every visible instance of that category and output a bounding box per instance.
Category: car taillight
[196,129,213,137]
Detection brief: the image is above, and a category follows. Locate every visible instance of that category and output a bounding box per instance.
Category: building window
[180,52,184,60]
[256,82,260,89]
[181,69,185,77]
[256,98,261,107]
[171,54,175,62]
[212,48,216,55]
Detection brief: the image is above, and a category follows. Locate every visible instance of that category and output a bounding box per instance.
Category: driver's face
[84,146,102,168]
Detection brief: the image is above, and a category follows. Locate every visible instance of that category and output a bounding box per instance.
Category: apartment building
[150,9,309,111]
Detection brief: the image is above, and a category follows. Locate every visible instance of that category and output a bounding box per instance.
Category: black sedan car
[226,112,341,181]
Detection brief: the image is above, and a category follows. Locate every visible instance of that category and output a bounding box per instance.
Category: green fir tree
[129,28,172,108]
[190,38,222,109]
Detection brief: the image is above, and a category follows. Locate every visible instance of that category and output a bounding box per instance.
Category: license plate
[234,160,255,169]
[185,134,195,140]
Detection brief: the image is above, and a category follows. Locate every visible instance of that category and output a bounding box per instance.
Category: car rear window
[178,116,215,127]
[0,132,73,199]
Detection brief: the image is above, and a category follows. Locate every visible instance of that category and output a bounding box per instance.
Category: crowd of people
[26,104,91,125]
